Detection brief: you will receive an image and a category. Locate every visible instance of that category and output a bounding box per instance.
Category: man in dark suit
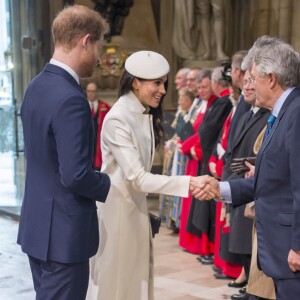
[222,50,251,180]
[226,69,270,300]
[195,36,300,299]
[86,82,110,171]
[17,5,111,300]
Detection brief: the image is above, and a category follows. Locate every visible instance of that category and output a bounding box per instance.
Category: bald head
[174,68,190,90]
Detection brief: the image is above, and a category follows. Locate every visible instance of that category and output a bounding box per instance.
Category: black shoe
[231,292,249,300]
[239,287,247,294]
[212,266,222,273]
[196,255,214,264]
[228,280,247,288]
[201,256,214,265]
[214,272,234,280]
[196,255,205,262]
[197,255,210,259]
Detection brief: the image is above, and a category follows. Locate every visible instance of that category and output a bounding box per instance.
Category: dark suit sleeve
[52,94,110,201]
[287,105,300,251]
[228,177,254,207]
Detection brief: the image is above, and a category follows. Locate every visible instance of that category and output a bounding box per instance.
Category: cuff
[215,181,232,204]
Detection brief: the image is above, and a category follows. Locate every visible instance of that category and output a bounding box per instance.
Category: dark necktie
[246,109,254,123]
[265,114,276,137]
[91,104,95,118]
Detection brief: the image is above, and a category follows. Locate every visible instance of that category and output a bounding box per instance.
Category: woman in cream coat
[88,51,211,300]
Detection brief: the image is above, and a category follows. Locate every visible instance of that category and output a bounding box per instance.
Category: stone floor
[0,212,241,300]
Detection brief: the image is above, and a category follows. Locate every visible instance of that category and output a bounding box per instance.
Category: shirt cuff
[215,181,232,204]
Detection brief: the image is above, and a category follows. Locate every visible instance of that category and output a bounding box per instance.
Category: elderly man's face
[186,70,198,95]
[250,64,274,110]
[174,71,186,90]
[198,77,213,101]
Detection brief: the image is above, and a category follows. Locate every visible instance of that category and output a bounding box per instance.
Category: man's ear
[81,34,91,48]
[269,73,277,89]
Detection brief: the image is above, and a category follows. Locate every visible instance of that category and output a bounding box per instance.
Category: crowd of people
[16,4,300,300]
[159,53,272,300]
[160,35,300,300]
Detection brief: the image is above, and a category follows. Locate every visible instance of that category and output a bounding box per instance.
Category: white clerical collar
[50,58,80,84]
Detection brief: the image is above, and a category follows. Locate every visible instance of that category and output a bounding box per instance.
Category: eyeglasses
[248,76,256,84]
[86,90,97,93]
[244,78,254,85]
[249,72,272,84]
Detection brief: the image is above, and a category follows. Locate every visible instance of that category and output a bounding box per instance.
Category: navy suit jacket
[18,64,110,263]
[229,87,300,279]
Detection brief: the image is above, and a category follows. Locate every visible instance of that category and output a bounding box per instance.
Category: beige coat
[90,91,190,300]
[247,222,276,300]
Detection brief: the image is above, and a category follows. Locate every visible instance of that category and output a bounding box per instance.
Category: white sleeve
[102,116,190,197]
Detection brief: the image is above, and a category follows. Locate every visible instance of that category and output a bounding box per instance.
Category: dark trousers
[273,277,300,300]
[239,253,252,281]
[28,255,89,300]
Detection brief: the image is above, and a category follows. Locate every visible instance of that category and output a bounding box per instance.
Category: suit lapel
[233,109,266,150]
[254,88,300,187]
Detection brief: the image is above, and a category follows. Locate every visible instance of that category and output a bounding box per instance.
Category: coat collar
[261,88,300,152]
[49,59,79,84]
[118,91,149,114]
[118,91,155,169]
[44,63,84,94]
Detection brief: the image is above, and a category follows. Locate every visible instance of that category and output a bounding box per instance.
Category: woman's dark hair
[118,70,168,148]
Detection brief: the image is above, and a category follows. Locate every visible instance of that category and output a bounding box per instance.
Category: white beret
[125,51,170,79]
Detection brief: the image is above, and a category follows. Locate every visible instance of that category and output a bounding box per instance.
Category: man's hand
[245,161,255,178]
[208,162,217,178]
[190,146,198,160]
[189,175,220,200]
[288,249,300,272]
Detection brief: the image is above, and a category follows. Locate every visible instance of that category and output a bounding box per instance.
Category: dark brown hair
[118,70,168,148]
[52,5,109,51]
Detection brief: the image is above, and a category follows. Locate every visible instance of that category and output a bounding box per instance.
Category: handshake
[189,175,221,200]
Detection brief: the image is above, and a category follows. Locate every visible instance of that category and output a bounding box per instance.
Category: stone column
[160,0,177,110]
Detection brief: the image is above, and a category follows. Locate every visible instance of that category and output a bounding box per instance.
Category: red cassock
[179,112,204,254]
[178,95,216,254]
[93,100,111,169]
